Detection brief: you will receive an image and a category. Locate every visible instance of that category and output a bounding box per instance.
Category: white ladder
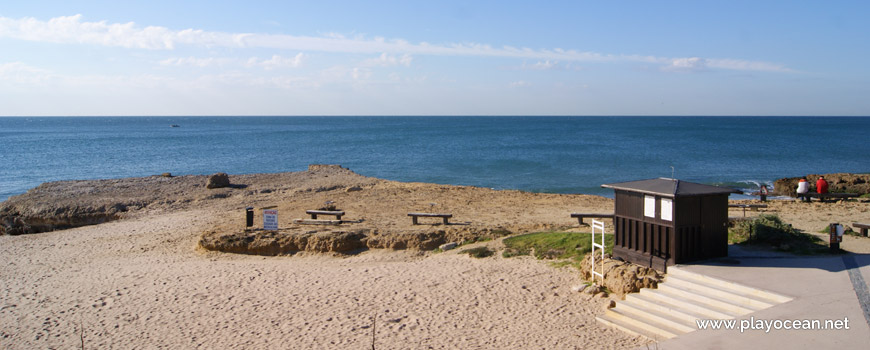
[591,219,606,282]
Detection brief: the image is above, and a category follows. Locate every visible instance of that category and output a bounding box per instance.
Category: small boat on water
[170,124,180,128]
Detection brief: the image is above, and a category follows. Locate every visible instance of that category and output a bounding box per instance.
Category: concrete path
[654,245,870,349]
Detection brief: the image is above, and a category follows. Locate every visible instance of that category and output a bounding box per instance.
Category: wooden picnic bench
[798,193,860,202]
[408,213,452,225]
[854,222,870,237]
[306,210,345,220]
[728,204,768,217]
[570,213,614,225]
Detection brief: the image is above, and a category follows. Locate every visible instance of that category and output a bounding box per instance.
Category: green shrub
[819,225,860,236]
[729,214,827,254]
[459,246,494,258]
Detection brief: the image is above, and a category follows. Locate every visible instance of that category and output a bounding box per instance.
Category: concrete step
[598,265,794,341]
[596,315,653,340]
[624,292,711,326]
[664,275,775,310]
[598,308,680,340]
[615,299,697,333]
[656,283,756,316]
[638,288,736,319]
[667,266,792,304]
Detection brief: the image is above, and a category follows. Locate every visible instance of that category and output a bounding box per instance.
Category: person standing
[796,179,810,202]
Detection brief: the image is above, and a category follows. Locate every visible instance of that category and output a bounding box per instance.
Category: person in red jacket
[816,176,829,196]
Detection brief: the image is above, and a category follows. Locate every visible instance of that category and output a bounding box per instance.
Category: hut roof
[601,178,740,198]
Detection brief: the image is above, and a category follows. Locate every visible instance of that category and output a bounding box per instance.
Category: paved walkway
[654,246,870,349]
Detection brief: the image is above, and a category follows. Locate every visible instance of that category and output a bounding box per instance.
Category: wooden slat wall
[614,215,674,269]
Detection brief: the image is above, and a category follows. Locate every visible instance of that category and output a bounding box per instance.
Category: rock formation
[774,173,870,197]
[206,173,230,189]
[578,254,663,295]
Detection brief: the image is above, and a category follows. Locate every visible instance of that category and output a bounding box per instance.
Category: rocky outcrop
[774,173,870,197]
[206,173,230,189]
[199,226,515,255]
[0,175,208,235]
[198,228,449,255]
[365,231,447,250]
[0,165,384,236]
[308,164,348,172]
[199,229,369,255]
[0,203,126,235]
[578,254,663,295]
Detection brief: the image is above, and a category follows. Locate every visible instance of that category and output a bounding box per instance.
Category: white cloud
[0,61,53,85]
[509,80,529,87]
[0,14,793,73]
[159,54,305,69]
[661,57,708,72]
[706,58,793,73]
[248,53,305,70]
[361,53,413,67]
[159,56,234,67]
[528,60,557,70]
[352,67,372,80]
[0,14,247,49]
[517,60,581,71]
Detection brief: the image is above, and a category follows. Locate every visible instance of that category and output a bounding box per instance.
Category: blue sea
[1,116,868,202]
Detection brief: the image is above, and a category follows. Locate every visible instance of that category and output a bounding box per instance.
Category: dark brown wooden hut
[601,178,739,271]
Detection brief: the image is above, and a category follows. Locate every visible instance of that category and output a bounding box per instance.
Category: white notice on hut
[660,198,673,221]
[644,195,656,218]
[263,209,278,230]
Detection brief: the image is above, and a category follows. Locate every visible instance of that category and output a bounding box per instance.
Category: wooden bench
[728,204,768,217]
[570,213,614,225]
[306,210,345,220]
[854,223,870,237]
[408,213,452,225]
[798,193,860,202]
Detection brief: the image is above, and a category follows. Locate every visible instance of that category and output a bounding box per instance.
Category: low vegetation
[729,214,829,254]
[818,225,860,236]
[459,246,494,258]
[502,231,613,263]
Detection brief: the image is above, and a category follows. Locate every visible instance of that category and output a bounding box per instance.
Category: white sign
[644,195,656,218]
[660,198,673,221]
[263,209,278,230]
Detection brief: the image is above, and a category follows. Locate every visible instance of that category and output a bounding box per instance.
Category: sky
[1,1,869,116]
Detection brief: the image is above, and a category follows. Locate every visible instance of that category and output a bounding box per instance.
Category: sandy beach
[2,167,869,349]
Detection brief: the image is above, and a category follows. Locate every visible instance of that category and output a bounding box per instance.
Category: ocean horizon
[2,116,869,202]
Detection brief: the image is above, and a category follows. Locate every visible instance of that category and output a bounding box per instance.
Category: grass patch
[459,246,494,258]
[729,214,828,254]
[502,232,613,261]
[818,225,860,237]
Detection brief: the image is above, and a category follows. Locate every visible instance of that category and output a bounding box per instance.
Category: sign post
[263,208,278,231]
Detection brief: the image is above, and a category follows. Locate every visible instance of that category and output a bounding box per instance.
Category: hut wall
[613,190,674,271]
[671,194,730,263]
[700,194,729,258]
